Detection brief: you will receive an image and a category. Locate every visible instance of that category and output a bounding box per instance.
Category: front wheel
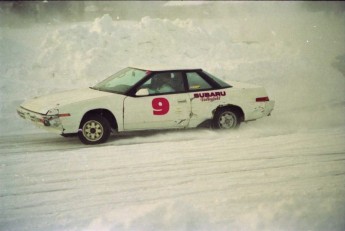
[213,108,241,129]
[78,115,111,145]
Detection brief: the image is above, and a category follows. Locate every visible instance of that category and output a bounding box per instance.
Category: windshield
[92,67,147,94]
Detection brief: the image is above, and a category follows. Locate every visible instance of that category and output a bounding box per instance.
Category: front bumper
[17,107,64,133]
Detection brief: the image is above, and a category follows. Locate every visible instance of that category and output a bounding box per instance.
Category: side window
[170,72,185,92]
[139,72,185,95]
[186,72,212,91]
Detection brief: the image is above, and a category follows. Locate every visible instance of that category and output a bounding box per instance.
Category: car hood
[20,88,115,114]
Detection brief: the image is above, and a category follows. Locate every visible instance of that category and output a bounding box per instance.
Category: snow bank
[35,15,218,82]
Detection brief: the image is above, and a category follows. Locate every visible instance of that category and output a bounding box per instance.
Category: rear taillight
[256,96,269,102]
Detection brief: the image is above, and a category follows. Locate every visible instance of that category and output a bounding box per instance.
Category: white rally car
[17,67,275,144]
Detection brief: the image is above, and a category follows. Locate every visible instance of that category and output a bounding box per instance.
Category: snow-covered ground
[1,2,345,230]
[1,127,344,231]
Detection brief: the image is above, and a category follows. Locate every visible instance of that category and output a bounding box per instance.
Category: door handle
[177,100,187,103]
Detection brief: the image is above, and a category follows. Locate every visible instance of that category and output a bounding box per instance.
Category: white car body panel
[21,88,112,114]
[18,88,126,134]
[124,94,191,130]
[187,90,228,127]
[17,67,275,143]
[57,93,125,133]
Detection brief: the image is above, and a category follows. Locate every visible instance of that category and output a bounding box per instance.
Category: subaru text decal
[194,91,226,102]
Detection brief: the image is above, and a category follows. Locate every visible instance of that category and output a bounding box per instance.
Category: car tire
[213,108,241,129]
[78,115,111,145]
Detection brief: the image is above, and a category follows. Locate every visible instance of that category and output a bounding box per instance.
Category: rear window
[186,72,213,91]
[202,70,231,88]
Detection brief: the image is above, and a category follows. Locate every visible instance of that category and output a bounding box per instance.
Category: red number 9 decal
[152,97,170,115]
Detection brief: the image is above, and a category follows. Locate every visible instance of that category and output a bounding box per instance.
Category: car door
[123,72,191,131]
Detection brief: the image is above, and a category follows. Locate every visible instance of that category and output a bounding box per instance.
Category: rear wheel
[213,108,241,129]
[78,115,110,145]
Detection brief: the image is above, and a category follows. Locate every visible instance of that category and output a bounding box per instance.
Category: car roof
[130,66,202,72]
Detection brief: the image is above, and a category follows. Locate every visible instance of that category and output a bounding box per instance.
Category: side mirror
[136,88,149,96]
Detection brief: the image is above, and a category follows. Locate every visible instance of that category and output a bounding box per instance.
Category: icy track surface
[1,2,345,231]
[1,127,345,231]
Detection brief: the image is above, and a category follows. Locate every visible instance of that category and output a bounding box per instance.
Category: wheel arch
[213,104,245,122]
[80,109,118,131]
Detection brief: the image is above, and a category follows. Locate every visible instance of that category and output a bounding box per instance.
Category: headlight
[40,115,59,127]
[42,109,70,127]
[47,108,59,116]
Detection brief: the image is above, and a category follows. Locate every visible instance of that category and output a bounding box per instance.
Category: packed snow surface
[1,2,345,231]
